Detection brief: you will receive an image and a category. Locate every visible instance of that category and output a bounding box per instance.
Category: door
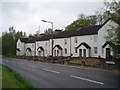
[38,51,41,56]
[54,50,56,56]
[57,50,59,56]
[79,49,82,58]
[106,48,110,59]
[83,49,86,58]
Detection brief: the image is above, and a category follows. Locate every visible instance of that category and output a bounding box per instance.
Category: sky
[1,0,106,36]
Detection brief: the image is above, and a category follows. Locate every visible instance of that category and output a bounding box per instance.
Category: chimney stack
[54,29,62,34]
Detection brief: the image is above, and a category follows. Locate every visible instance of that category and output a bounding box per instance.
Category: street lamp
[42,20,54,57]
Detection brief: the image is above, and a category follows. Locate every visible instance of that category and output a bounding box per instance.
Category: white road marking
[27,65,37,68]
[18,63,22,65]
[70,75,104,85]
[43,69,60,74]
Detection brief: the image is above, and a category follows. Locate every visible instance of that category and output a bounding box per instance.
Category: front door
[83,49,86,58]
[79,49,82,58]
[106,48,110,59]
[57,50,59,56]
[38,51,41,56]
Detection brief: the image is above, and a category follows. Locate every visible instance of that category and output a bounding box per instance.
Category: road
[2,58,119,88]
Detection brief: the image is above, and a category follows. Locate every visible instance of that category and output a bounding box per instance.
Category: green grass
[1,64,34,88]
[0,64,2,89]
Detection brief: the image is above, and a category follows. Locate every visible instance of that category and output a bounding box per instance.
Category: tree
[95,8,109,25]
[2,26,26,56]
[44,28,53,35]
[105,0,120,60]
[65,14,98,30]
[2,32,16,56]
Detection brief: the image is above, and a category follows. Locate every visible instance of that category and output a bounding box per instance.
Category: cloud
[1,1,104,36]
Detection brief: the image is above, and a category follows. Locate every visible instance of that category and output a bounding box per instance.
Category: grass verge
[1,64,34,88]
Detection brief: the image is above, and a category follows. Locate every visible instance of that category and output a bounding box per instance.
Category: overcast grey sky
[1,0,106,36]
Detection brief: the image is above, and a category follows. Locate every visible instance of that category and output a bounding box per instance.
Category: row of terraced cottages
[16,19,118,59]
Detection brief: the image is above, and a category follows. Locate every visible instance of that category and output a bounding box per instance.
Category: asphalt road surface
[2,58,119,88]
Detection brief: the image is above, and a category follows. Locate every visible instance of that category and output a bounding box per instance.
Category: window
[46,42,47,46]
[107,29,112,35]
[65,48,67,54]
[94,47,98,54]
[75,48,77,53]
[75,37,77,43]
[94,36,97,42]
[64,39,67,44]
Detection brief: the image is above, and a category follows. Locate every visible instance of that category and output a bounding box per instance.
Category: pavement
[1,57,119,88]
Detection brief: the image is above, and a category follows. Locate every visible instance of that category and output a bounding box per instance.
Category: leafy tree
[2,26,26,56]
[44,28,53,35]
[95,8,109,25]
[105,0,120,60]
[65,14,98,31]
[2,32,16,56]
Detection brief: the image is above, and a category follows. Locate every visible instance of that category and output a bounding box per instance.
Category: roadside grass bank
[1,64,34,88]
[0,64,2,89]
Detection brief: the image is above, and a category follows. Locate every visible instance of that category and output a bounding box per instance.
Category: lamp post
[42,20,54,57]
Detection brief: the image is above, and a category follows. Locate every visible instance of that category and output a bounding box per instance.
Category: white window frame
[64,39,67,44]
[75,48,77,53]
[75,37,77,43]
[94,47,98,54]
[94,36,97,43]
[65,48,67,54]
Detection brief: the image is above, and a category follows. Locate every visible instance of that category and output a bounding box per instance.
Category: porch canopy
[76,42,91,49]
[53,45,63,50]
[26,48,31,52]
[37,46,44,51]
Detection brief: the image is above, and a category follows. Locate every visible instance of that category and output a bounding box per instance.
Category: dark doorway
[57,50,59,56]
[83,49,86,58]
[106,48,110,59]
[79,49,82,58]
[38,51,41,56]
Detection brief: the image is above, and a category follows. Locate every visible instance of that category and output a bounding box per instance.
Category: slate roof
[36,35,51,41]
[51,25,103,39]
[20,38,29,42]
[20,37,36,43]
[19,20,107,43]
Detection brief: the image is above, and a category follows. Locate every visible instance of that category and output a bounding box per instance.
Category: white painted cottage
[98,19,119,59]
[16,37,36,56]
[36,35,51,57]
[24,37,36,56]
[16,38,27,56]
[16,19,119,59]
